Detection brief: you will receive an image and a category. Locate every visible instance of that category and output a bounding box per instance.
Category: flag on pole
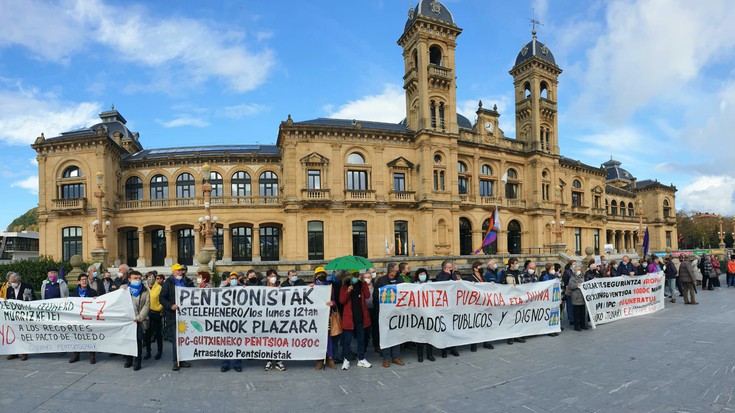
[411,240,415,256]
[642,227,650,259]
[59,265,66,282]
[397,238,402,255]
[500,171,509,184]
[474,206,500,254]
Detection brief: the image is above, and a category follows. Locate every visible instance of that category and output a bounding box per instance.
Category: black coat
[280,279,306,287]
[69,286,99,298]
[159,276,195,319]
[6,283,35,301]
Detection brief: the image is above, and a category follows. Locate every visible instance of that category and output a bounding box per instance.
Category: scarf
[173,276,185,287]
[77,286,88,297]
[129,282,143,297]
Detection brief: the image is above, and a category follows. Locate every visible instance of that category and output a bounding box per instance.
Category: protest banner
[581,272,665,328]
[0,289,137,356]
[378,280,561,349]
[175,285,330,361]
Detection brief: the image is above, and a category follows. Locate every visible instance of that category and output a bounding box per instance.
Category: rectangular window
[151,185,168,199]
[666,231,672,248]
[232,227,252,261]
[480,180,494,197]
[346,170,368,191]
[594,195,601,209]
[125,230,139,267]
[393,173,406,192]
[260,226,279,261]
[542,183,549,201]
[177,228,194,265]
[211,183,223,197]
[572,192,582,207]
[61,184,84,199]
[62,227,83,261]
[505,183,519,199]
[308,170,321,190]
[212,227,224,260]
[574,227,582,256]
[394,221,408,256]
[594,229,600,255]
[125,185,142,201]
[307,221,324,260]
[458,177,468,194]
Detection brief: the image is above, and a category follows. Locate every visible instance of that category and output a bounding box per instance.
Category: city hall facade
[32,1,677,268]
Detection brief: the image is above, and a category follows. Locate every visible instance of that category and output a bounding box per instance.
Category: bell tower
[509,29,562,154]
[398,1,462,133]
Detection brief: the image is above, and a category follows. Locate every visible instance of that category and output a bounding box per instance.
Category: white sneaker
[357,359,371,368]
[341,359,350,370]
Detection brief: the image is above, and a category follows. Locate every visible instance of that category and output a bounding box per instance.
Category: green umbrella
[324,255,374,271]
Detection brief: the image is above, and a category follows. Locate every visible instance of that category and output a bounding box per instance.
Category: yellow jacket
[149,282,163,312]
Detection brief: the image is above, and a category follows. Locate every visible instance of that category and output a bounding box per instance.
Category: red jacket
[339,281,371,330]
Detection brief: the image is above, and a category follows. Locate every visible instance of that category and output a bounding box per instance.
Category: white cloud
[327,84,405,123]
[11,176,39,195]
[678,175,735,215]
[156,116,209,128]
[0,0,275,93]
[457,95,514,136]
[0,81,100,145]
[219,103,268,119]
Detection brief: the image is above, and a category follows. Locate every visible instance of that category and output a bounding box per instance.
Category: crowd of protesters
[2,252,733,372]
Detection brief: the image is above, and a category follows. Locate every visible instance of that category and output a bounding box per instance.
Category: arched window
[507,169,518,180]
[457,161,469,195]
[481,165,492,176]
[610,200,618,215]
[347,153,365,164]
[430,100,437,128]
[619,201,625,216]
[63,166,82,178]
[524,82,531,99]
[663,199,672,218]
[209,172,223,197]
[457,162,468,173]
[459,218,473,255]
[628,202,635,217]
[125,177,142,201]
[259,171,278,196]
[540,81,549,99]
[176,173,195,198]
[507,220,522,254]
[572,179,582,189]
[429,45,442,65]
[571,179,583,207]
[231,172,251,196]
[150,175,168,199]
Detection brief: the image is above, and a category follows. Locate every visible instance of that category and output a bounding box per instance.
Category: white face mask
[371,272,377,279]
[528,269,535,275]
[174,275,183,281]
[364,278,372,285]
[196,277,203,284]
[549,270,556,275]
[11,282,19,289]
[493,263,498,269]
[575,271,582,276]
[268,277,277,285]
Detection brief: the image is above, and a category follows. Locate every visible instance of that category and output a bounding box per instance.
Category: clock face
[485,121,494,132]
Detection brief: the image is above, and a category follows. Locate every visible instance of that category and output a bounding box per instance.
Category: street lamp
[198,163,217,253]
[550,185,565,245]
[92,170,110,251]
[718,215,726,249]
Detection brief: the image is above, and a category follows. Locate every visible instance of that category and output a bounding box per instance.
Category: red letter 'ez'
[96,300,106,321]
[80,301,93,320]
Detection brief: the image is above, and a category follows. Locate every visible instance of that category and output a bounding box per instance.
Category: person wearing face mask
[503,258,521,286]
[4,272,34,361]
[361,271,376,355]
[144,272,164,361]
[115,264,131,290]
[373,263,404,367]
[122,270,150,371]
[221,272,244,373]
[435,261,461,357]
[566,263,588,331]
[264,269,286,372]
[413,269,436,362]
[585,261,601,282]
[313,267,339,370]
[101,271,115,294]
[368,267,377,280]
[338,270,372,370]
[86,265,103,295]
[159,263,194,371]
[196,271,212,288]
[484,259,500,283]
[41,270,68,300]
[245,269,261,286]
[540,263,557,281]
[69,274,99,364]
[280,270,305,287]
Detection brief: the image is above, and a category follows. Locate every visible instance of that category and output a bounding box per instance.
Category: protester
[313,266,338,370]
[412,268,436,362]
[539,263,554,281]
[608,260,618,277]
[144,272,164,361]
[663,256,677,303]
[561,261,575,326]
[566,263,588,331]
[647,256,661,274]
[677,255,699,304]
[196,271,212,288]
[339,271,372,370]
[699,254,714,290]
[69,274,99,364]
[520,261,538,284]
[280,270,305,287]
[373,263,404,367]
[634,259,647,275]
[362,271,376,355]
[41,270,68,299]
[5,272,34,361]
[263,271,286,372]
[504,258,521,285]
[159,263,195,371]
[467,261,496,350]
[87,264,103,294]
[221,272,243,373]
[710,254,722,289]
[123,270,150,371]
[618,256,635,276]
[584,262,600,281]
[727,255,735,288]
[434,260,461,356]
[101,271,115,294]
[398,262,412,284]
[115,264,131,289]
[484,259,500,283]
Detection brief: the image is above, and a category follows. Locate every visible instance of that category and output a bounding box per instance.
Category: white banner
[378,280,562,349]
[582,272,665,328]
[0,289,137,356]
[175,286,330,361]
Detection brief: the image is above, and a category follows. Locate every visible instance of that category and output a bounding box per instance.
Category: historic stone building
[32,1,677,268]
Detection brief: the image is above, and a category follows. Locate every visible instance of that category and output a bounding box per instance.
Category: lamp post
[636,199,644,256]
[550,185,566,253]
[91,170,110,269]
[718,215,726,249]
[198,163,218,262]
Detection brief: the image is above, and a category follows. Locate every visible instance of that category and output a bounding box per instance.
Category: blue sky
[1,0,734,230]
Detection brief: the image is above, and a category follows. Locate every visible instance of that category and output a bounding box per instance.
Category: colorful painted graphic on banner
[175,286,331,361]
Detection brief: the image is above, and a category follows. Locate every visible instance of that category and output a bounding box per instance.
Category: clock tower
[509,30,562,154]
[398,1,462,133]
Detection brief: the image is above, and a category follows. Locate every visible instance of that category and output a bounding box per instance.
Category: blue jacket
[618,261,635,276]
[483,268,500,283]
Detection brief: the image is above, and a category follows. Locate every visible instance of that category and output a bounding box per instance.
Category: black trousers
[573,304,586,329]
[144,311,163,353]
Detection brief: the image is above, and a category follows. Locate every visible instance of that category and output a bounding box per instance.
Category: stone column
[252,225,261,261]
[136,229,146,267]
[222,225,232,264]
[165,228,174,266]
[193,226,201,265]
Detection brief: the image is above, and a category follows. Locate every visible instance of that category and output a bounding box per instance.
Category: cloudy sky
[0,0,734,230]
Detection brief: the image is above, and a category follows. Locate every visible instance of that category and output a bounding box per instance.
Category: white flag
[500,171,509,183]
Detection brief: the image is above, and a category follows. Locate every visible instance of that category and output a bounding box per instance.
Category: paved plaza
[1,282,734,413]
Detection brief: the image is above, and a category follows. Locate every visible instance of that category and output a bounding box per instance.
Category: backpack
[728,260,735,274]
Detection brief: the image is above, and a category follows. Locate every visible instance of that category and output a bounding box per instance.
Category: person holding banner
[281,270,306,287]
[69,274,99,364]
[678,255,699,305]
[160,263,195,371]
[86,265,103,295]
[663,256,677,303]
[561,261,575,327]
[435,261,462,357]
[566,264,588,331]
[263,271,287,372]
[220,272,243,373]
[122,270,150,371]
[413,268,436,362]
[374,263,404,367]
[41,270,68,300]
[144,272,164,361]
[313,266,338,370]
[468,261,497,351]
[4,271,34,361]
[362,271,376,355]
[483,259,500,283]
[339,271,372,370]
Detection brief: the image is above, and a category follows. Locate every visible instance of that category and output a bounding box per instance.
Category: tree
[6,207,38,232]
